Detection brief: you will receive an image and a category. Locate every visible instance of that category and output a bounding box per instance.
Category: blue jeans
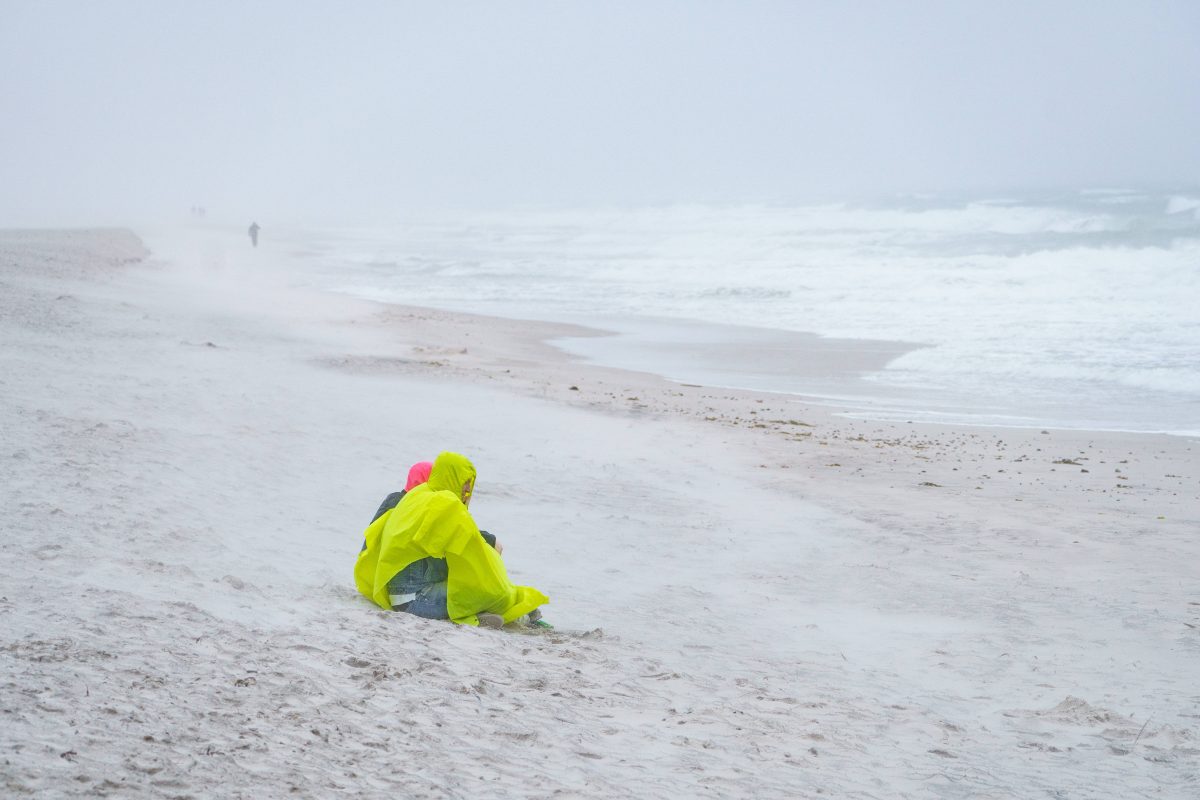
[387,557,449,620]
[403,582,449,619]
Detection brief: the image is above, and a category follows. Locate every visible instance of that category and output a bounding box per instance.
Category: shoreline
[3,227,1197,798]
[324,287,1200,439]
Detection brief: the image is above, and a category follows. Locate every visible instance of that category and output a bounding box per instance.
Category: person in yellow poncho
[354,451,548,627]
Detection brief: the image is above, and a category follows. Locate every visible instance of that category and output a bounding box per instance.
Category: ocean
[285,190,1200,437]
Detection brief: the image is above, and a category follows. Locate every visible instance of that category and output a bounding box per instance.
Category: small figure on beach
[354,452,547,628]
[248,221,260,247]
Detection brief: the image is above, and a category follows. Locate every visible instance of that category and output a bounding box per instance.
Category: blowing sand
[2,228,1197,798]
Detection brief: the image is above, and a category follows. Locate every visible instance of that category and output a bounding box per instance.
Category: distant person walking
[248,221,260,247]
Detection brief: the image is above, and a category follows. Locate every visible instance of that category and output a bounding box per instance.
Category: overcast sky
[1,1,1197,225]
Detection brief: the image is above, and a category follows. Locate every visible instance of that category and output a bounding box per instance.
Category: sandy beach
[2,228,1197,798]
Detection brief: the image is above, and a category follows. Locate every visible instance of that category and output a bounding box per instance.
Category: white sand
[2,228,1197,798]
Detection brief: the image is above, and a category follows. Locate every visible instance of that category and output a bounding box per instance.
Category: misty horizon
[2,1,1198,227]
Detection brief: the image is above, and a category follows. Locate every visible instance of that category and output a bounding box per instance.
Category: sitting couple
[354,451,548,629]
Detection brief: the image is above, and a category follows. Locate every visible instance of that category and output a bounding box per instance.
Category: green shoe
[527,607,552,629]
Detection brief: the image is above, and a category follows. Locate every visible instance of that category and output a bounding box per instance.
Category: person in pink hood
[369,461,433,523]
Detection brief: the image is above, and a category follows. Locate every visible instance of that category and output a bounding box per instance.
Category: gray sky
[2,0,1197,225]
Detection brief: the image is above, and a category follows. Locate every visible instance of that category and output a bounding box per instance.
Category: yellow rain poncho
[354,452,548,626]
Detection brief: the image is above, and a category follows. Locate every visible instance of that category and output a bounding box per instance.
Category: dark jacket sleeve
[479,530,497,549]
[371,491,406,524]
